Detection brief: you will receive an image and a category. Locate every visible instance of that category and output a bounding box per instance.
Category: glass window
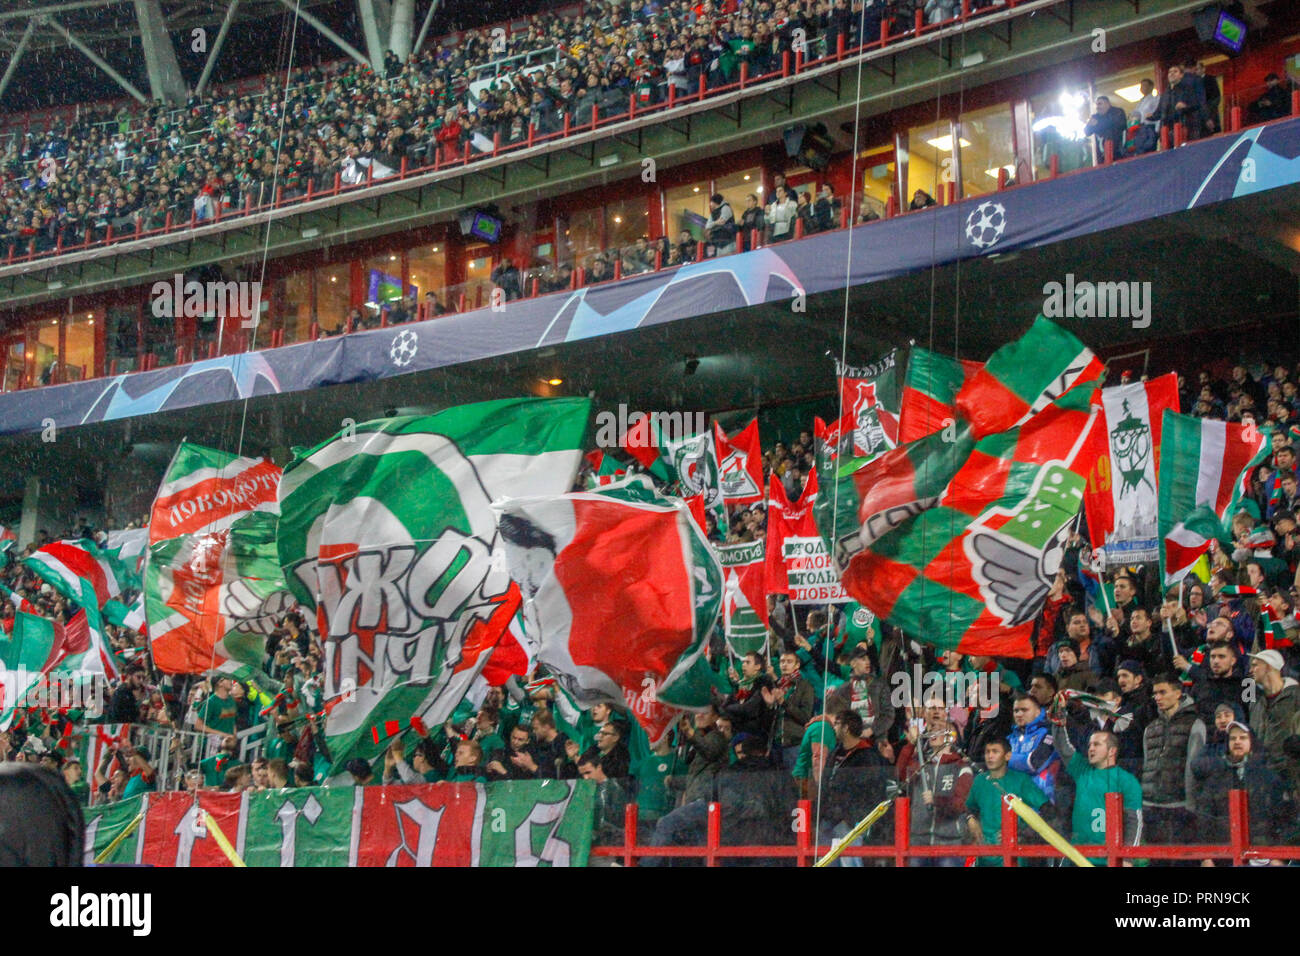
[364,252,404,325]
[34,318,59,384]
[407,243,446,315]
[3,339,24,391]
[65,314,95,381]
[277,271,313,345]
[464,251,494,310]
[957,104,1016,198]
[905,121,958,207]
[664,181,710,244]
[1095,64,1159,132]
[605,198,649,251]
[144,305,176,367]
[315,267,350,334]
[106,305,138,373]
[1030,86,1094,180]
[559,207,602,267]
[859,145,896,217]
[715,168,764,245]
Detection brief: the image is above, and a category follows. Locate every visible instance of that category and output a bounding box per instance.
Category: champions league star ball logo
[964,201,1007,250]
[389,329,419,367]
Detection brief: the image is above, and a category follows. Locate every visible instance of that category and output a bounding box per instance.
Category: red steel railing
[591,790,1300,867]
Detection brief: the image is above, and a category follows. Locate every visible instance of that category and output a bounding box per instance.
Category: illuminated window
[957,104,1016,198]
[1030,87,1094,179]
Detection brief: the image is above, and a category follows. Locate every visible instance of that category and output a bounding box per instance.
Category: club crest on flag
[718,446,759,499]
[673,434,721,506]
[849,380,894,457]
[965,462,1084,627]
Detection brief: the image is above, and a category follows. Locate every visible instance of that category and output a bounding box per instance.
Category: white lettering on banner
[781,536,849,605]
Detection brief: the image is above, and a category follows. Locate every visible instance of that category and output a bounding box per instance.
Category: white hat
[1250,649,1286,672]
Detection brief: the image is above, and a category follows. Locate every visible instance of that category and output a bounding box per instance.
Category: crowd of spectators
[0,0,1031,262]
[1,358,1299,866]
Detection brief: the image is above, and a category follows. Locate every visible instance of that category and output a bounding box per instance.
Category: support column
[0,18,35,103]
[413,0,440,56]
[388,0,415,61]
[44,18,149,104]
[357,0,389,70]
[272,0,369,67]
[133,0,189,104]
[195,0,241,96]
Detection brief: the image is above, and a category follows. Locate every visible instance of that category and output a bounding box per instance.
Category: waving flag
[149,442,280,545]
[494,478,721,744]
[1158,413,1269,585]
[661,429,728,537]
[277,398,589,776]
[714,419,764,505]
[718,540,768,656]
[1084,374,1179,565]
[23,541,123,608]
[837,351,901,458]
[816,317,1104,657]
[898,348,983,444]
[146,511,292,674]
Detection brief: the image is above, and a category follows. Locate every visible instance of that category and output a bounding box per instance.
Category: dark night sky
[1,0,563,113]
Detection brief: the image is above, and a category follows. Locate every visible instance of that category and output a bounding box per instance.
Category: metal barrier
[591,791,1300,867]
[122,722,270,791]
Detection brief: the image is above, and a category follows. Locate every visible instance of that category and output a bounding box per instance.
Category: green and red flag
[277,398,589,776]
[494,476,722,743]
[583,450,626,489]
[714,419,765,505]
[149,442,281,545]
[1157,413,1269,586]
[661,428,728,537]
[1083,374,1179,565]
[146,511,293,674]
[817,316,1104,657]
[898,347,983,444]
[836,350,901,458]
[23,541,125,608]
[0,611,61,730]
[718,539,768,656]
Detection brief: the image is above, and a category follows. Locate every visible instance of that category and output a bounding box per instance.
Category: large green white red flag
[1083,373,1179,565]
[149,442,281,545]
[1158,412,1269,586]
[714,420,764,505]
[146,511,293,674]
[277,398,589,775]
[897,347,983,444]
[494,477,722,744]
[816,317,1104,657]
[23,541,123,608]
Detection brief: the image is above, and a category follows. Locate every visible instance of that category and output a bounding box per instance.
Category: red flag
[714,420,764,504]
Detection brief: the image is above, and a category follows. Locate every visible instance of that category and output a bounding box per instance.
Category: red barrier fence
[591,791,1300,867]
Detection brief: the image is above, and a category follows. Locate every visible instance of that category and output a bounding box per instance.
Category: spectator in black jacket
[1083,96,1127,161]
[592,720,631,779]
[716,734,797,864]
[1249,73,1294,124]
[1190,721,1289,858]
[719,651,775,743]
[104,668,145,723]
[813,183,841,231]
[768,650,815,769]
[1160,64,1208,141]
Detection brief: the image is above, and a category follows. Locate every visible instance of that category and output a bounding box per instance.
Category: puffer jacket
[1141,696,1206,807]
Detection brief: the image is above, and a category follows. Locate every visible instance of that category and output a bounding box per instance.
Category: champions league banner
[5,119,1300,437]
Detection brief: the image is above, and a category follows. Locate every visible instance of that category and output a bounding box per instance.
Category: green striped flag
[1158,412,1269,586]
[817,317,1104,657]
[0,611,60,730]
[277,398,590,777]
